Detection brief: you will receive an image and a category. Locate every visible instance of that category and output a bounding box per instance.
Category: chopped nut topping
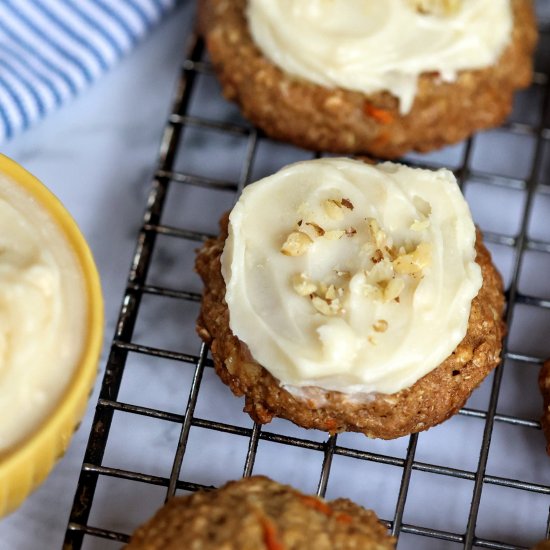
[292,273,317,296]
[311,296,332,315]
[282,195,434,323]
[384,278,405,302]
[365,260,394,284]
[311,295,340,316]
[367,217,387,249]
[367,217,379,238]
[281,231,313,256]
[373,319,389,333]
[324,229,346,240]
[408,0,461,15]
[385,245,398,260]
[372,249,383,263]
[414,242,432,265]
[305,222,325,237]
[323,199,344,220]
[325,284,337,301]
[341,198,354,210]
[393,242,432,274]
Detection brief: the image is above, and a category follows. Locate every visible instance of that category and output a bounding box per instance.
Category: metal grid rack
[64,10,550,550]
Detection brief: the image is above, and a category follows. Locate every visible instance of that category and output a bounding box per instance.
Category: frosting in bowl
[0,173,87,452]
[221,158,482,395]
[247,0,513,113]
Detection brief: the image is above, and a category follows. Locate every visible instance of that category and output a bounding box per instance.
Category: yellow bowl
[0,154,104,517]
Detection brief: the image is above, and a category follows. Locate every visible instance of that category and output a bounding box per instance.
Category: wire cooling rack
[64,9,550,550]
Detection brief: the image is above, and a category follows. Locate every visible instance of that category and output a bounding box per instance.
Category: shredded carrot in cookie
[299,495,333,516]
[335,512,354,524]
[324,418,338,431]
[372,131,390,148]
[260,515,285,550]
[363,102,394,125]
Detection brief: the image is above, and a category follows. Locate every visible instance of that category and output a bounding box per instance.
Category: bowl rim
[0,154,104,476]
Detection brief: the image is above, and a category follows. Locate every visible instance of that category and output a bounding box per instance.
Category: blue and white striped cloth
[0,0,180,143]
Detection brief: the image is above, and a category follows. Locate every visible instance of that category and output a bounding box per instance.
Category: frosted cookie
[538,360,550,455]
[195,158,505,439]
[126,476,395,549]
[198,0,536,158]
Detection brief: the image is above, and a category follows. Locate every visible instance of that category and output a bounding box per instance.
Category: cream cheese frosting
[246,0,513,114]
[221,158,482,395]
[0,174,86,452]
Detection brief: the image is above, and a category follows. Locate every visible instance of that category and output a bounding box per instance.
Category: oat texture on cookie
[198,0,536,156]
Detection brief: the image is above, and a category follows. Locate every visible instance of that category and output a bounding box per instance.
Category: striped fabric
[0,0,180,142]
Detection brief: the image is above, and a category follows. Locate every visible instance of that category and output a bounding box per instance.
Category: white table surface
[0,2,195,548]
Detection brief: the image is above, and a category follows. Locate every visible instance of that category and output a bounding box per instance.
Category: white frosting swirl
[247,0,513,113]
[0,174,86,452]
[222,158,482,395]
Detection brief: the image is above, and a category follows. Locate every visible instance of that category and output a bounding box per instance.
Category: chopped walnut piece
[413,242,432,265]
[311,295,340,316]
[367,217,379,239]
[372,249,383,263]
[322,199,344,220]
[325,284,337,301]
[385,245,398,260]
[366,260,394,284]
[341,198,354,210]
[292,274,317,296]
[305,222,325,237]
[393,242,432,274]
[408,0,461,15]
[324,229,346,240]
[281,231,313,256]
[373,319,389,333]
[367,218,387,249]
[384,278,405,302]
[311,296,332,315]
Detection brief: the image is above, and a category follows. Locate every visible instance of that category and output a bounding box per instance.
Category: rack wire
[64,10,550,550]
